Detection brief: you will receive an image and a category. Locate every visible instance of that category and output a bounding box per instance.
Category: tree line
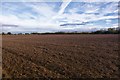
[1,27,120,35]
[91,27,120,34]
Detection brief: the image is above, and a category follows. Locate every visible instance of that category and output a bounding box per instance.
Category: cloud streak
[58,0,72,15]
[51,0,72,21]
[0,1,118,33]
[1,0,119,2]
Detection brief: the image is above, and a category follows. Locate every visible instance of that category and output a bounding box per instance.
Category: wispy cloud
[0,1,118,33]
[58,0,72,15]
[51,0,72,22]
[1,0,119,2]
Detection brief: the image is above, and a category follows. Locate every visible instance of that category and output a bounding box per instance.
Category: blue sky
[0,0,119,33]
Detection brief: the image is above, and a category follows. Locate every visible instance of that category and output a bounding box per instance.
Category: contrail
[52,0,72,20]
[58,0,72,15]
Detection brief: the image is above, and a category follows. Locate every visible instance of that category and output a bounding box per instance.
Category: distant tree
[91,27,120,34]
[115,27,120,34]
[25,33,29,35]
[2,32,5,35]
[18,33,22,35]
[7,32,12,35]
[55,31,65,34]
[31,32,39,35]
[92,30,103,34]
[108,28,116,33]
[81,32,89,34]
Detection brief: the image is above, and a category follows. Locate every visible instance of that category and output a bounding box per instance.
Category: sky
[0,0,119,33]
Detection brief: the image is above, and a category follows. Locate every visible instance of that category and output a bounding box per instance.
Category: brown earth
[2,34,120,79]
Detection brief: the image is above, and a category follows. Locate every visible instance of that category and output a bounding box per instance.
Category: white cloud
[112,23,118,28]
[106,19,112,24]
[58,0,72,15]
[68,8,78,14]
[0,2,118,33]
[29,3,56,18]
[1,2,60,27]
[101,2,118,15]
[84,4,99,14]
[1,0,119,2]
[57,12,117,24]
[51,0,72,22]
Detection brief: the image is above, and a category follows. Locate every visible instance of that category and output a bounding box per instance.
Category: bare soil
[2,34,120,79]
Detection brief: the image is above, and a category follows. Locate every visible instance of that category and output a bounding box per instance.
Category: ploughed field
[2,34,119,78]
